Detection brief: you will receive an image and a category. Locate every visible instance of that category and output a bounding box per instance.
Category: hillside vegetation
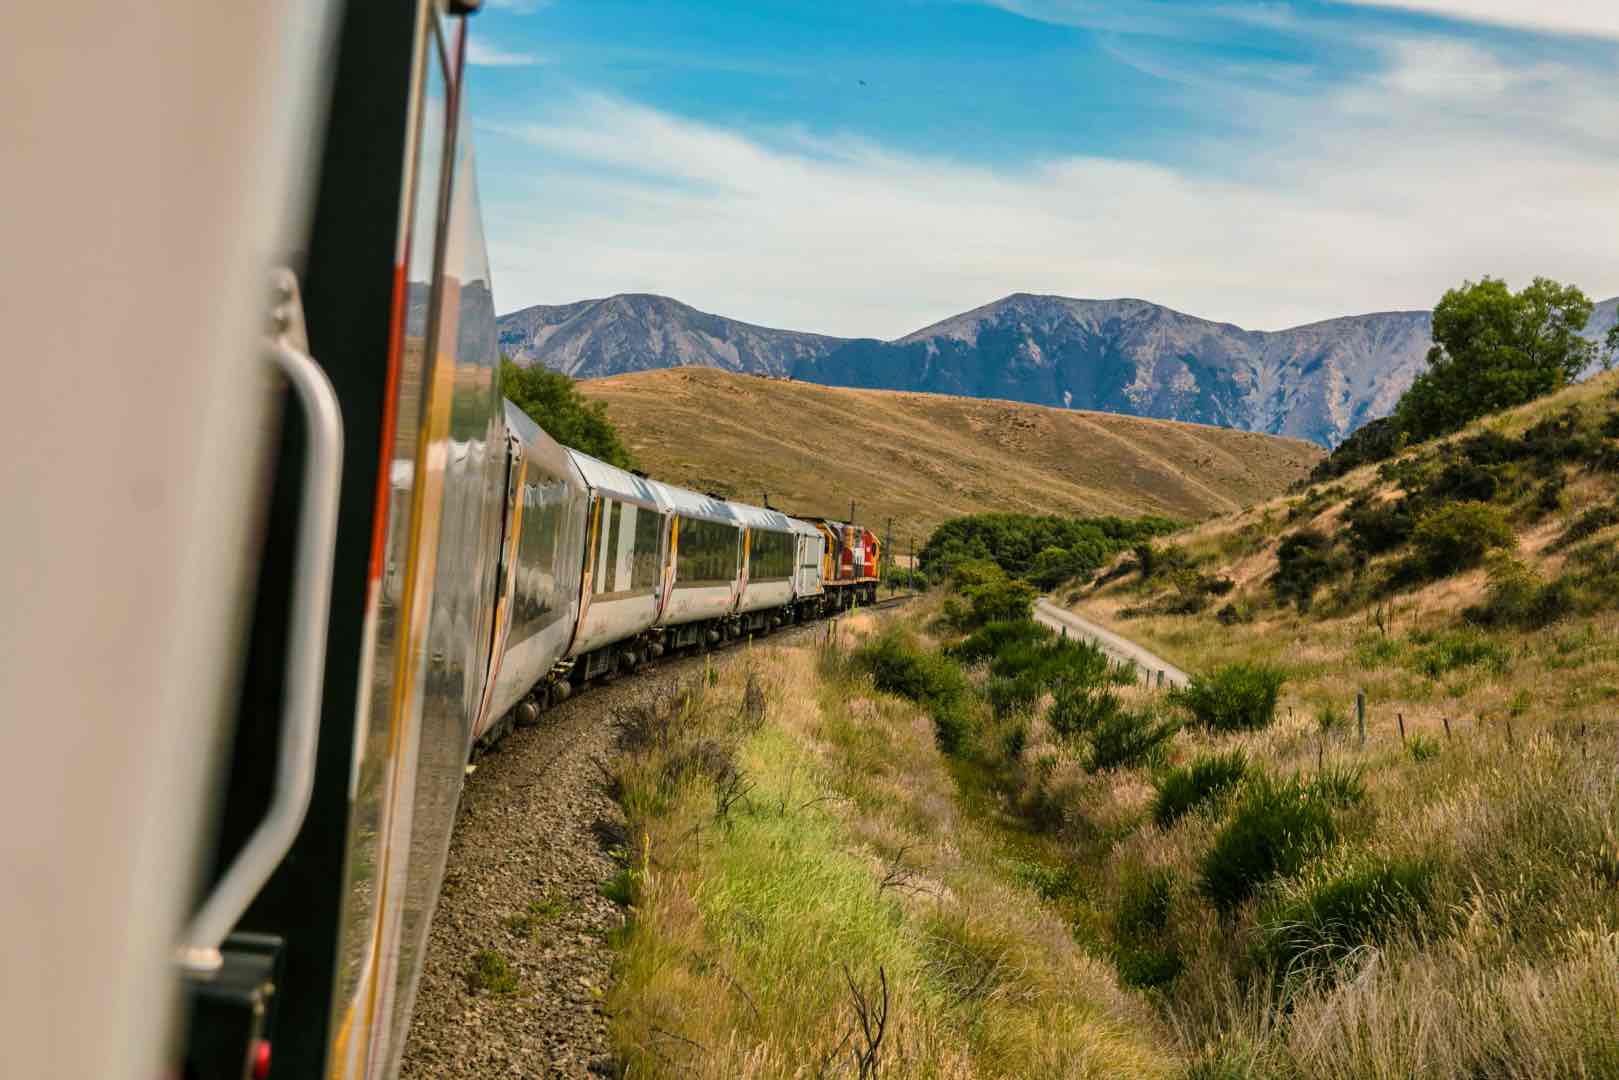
[1039,368,1619,1074]
[577,367,1321,541]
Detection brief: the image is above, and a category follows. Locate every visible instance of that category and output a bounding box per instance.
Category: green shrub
[1254,857,1434,978]
[467,949,520,995]
[1409,501,1515,577]
[989,635,1113,694]
[1408,630,1510,678]
[855,629,972,750]
[1151,749,1248,828]
[1271,529,1345,612]
[1310,762,1367,807]
[965,576,1038,626]
[948,618,1052,663]
[1172,664,1287,733]
[1464,554,1574,629]
[1112,868,1183,989]
[1087,708,1178,772]
[1408,733,1440,761]
[1314,703,1348,735]
[985,673,1042,718]
[1048,684,1122,739]
[1197,773,1338,913]
[1344,496,1416,556]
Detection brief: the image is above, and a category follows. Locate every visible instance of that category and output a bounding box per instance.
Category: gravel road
[398,633,809,1078]
[1033,598,1189,688]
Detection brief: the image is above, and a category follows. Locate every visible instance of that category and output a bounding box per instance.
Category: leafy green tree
[500,359,637,471]
[1396,277,1596,442]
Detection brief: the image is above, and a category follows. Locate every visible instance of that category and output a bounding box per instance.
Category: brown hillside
[578,367,1322,542]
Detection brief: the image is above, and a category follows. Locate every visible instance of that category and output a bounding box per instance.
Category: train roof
[504,400,586,491]
[652,479,739,526]
[726,501,797,533]
[564,447,666,509]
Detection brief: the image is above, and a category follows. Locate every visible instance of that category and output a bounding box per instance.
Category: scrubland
[1048,370,1619,1075]
[602,624,1178,1078]
[600,372,1619,1078]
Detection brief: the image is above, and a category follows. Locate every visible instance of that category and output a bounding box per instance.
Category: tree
[500,359,637,471]
[1395,277,1595,443]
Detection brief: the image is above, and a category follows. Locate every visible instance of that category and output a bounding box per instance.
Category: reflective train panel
[565,449,671,665]
[480,403,590,737]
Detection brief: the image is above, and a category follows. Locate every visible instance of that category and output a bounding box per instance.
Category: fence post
[1157,669,1164,690]
[1442,715,1452,741]
[1397,712,1406,745]
[1357,691,1366,747]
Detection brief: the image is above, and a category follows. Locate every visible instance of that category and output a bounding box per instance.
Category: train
[4,3,883,1079]
[473,407,882,752]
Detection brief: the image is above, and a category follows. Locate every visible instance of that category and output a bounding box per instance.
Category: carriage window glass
[603,500,623,593]
[631,505,661,590]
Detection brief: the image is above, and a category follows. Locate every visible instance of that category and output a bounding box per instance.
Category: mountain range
[497,292,1618,448]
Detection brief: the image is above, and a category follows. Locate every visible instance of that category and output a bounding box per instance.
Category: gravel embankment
[399,636,805,1078]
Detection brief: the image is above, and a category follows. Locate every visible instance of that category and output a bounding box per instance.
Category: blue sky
[466,1,1619,338]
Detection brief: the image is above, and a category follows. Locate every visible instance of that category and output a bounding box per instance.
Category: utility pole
[883,516,893,593]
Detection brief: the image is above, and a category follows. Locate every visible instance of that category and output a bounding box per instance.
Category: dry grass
[580,367,1322,542]
[1020,371,1619,1076]
[604,629,1179,1078]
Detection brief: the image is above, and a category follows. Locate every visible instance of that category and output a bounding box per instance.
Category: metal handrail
[178,271,343,975]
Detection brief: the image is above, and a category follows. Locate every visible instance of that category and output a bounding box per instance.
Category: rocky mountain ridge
[497,291,1617,447]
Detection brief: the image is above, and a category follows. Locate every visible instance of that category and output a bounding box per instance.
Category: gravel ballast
[399,636,810,1078]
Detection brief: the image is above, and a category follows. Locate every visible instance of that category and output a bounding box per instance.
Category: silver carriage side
[653,481,746,646]
[729,501,800,631]
[564,448,672,681]
[477,402,591,740]
[789,516,828,616]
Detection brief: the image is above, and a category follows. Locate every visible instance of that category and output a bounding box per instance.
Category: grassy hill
[1038,368,1619,1074]
[578,367,1322,542]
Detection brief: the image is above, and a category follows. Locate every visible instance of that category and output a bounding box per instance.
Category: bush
[919,511,1179,583]
[1172,664,1286,733]
[1408,630,1510,678]
[1198,773,1339,913]
[855,629,972,750]
[1344,496,1416,556]
[1048,684,1122,740]
[1254,857,1434,978]
[1112,868,1183,989]
[1309,414,1405,483]
[1464,554,1574,629]
[1272,530,1345,612]
[989,635,1114,694]
[1087,708,1178,772]
[1409,501,1515,577]
[1151,749,1248,828]
[966,576,1037,626]
[947,618,1052,663]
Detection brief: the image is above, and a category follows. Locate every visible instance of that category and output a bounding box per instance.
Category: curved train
[476,404,881,752]
[5,3,882,1079]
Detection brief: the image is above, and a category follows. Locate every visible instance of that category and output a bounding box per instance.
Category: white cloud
[1336,1,1619,40]
[466,36,544,67]
[480,42,1619,338]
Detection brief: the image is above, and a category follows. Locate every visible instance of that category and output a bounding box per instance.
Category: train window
[508,470,566,646]
[749,529,794,582]
[676,516,737,586]
[630,504,662,590]
[600,500,622,593]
